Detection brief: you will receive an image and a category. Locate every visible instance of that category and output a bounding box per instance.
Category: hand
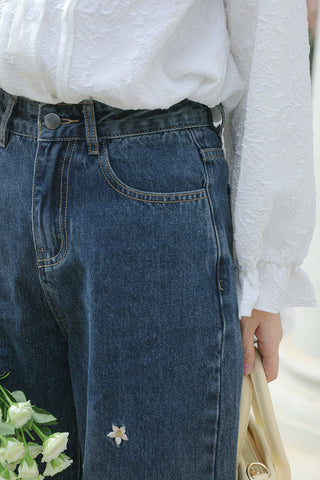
[239,309,283,382]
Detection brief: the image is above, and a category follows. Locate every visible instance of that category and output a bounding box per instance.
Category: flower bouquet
[0,373,73,479]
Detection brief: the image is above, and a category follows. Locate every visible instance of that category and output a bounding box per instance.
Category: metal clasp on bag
[246,462,271,479]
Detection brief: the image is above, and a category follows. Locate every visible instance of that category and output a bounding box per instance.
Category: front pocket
[98,130,208,204]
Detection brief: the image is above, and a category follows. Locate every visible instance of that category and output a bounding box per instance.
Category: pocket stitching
[37,141,73,263]
[202,148,225,161]
[99,139,208,203]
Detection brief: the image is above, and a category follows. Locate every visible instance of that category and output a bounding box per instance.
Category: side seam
[188,126,227,478]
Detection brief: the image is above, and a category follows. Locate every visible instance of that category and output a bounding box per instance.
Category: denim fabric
[0,87,244,480]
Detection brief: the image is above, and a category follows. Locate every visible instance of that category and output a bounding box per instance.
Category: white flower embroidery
[107,425,128,445]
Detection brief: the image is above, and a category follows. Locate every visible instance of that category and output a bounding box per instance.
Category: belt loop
[216,102,225,136]
[0,95,18,148]
[82,99,99,155]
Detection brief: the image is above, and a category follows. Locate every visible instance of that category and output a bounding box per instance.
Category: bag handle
[236,373,252,467]
[237,347,291,480]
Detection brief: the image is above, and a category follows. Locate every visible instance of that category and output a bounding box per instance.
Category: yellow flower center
[116,430,122,437]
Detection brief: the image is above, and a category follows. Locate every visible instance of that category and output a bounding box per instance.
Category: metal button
[44,113,61,130]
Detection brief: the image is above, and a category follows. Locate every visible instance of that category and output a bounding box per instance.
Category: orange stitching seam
[102,140,207,200]
[37,141,70,261]
[0,97,17,146]
[201,147,224,152]
[38,105,42,140]
[83,102,92,153]
[60,118,80,124]
[89,101,98,153]
[99,144,207,204]
[204,154,225,160]
[32,142,42,259]
[38,141,75,264]
[9,122,213,142]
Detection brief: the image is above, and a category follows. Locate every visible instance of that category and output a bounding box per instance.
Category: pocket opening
[97,131,209,204]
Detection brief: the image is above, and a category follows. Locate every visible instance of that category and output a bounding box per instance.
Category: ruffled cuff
[234,261,317,318]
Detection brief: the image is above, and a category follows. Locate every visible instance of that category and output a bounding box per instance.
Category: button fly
[44,113,61,130]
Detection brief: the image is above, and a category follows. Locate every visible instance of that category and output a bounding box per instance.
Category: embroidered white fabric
[0,0,316,317]
[224,0,317,316]
[0,0,245,110]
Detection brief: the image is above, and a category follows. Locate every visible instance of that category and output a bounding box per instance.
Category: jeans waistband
[0,87,224,156]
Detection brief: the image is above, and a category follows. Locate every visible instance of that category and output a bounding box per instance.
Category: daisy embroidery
[107,425,128,445]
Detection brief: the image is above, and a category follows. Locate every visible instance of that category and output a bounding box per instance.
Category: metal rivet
[246,462,271,479]
[44,113,61,130]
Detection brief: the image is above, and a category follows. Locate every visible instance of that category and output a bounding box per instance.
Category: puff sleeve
[223,0,317,317]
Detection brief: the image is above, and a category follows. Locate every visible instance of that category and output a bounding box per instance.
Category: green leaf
[38,419,57,426]
[0,469,10,479]
[39,426,52,437]
[24,426,35,441]
[0,387,16,403]
[24,455,34,467]
[32,407,57,426]
[11,390,26,403]
[32,406,55,416]
[0,406,8,422]
[0,422,15,436]
[32,411,57,425]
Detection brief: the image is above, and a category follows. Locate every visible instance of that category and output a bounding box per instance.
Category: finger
[240,318,256,375]
[257,340,280,382]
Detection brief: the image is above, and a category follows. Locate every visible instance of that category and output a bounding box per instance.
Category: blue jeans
[0,87,244,480]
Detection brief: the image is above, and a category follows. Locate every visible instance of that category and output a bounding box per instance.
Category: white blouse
[0,0,317,317]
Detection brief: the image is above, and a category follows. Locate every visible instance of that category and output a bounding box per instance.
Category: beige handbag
[236,347,291,480]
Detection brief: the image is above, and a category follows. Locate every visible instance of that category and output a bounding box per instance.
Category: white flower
[18,457,39,479]
[0,450,7,465]
[0,470,17,479]
[19,476,43,480]
[27,443,42,459]
[42,454,73,477]
[41,433,69,463]
[6,462,18,472]
[107,425,128,445]
[7,401,33,428]
[0,438,25,464]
